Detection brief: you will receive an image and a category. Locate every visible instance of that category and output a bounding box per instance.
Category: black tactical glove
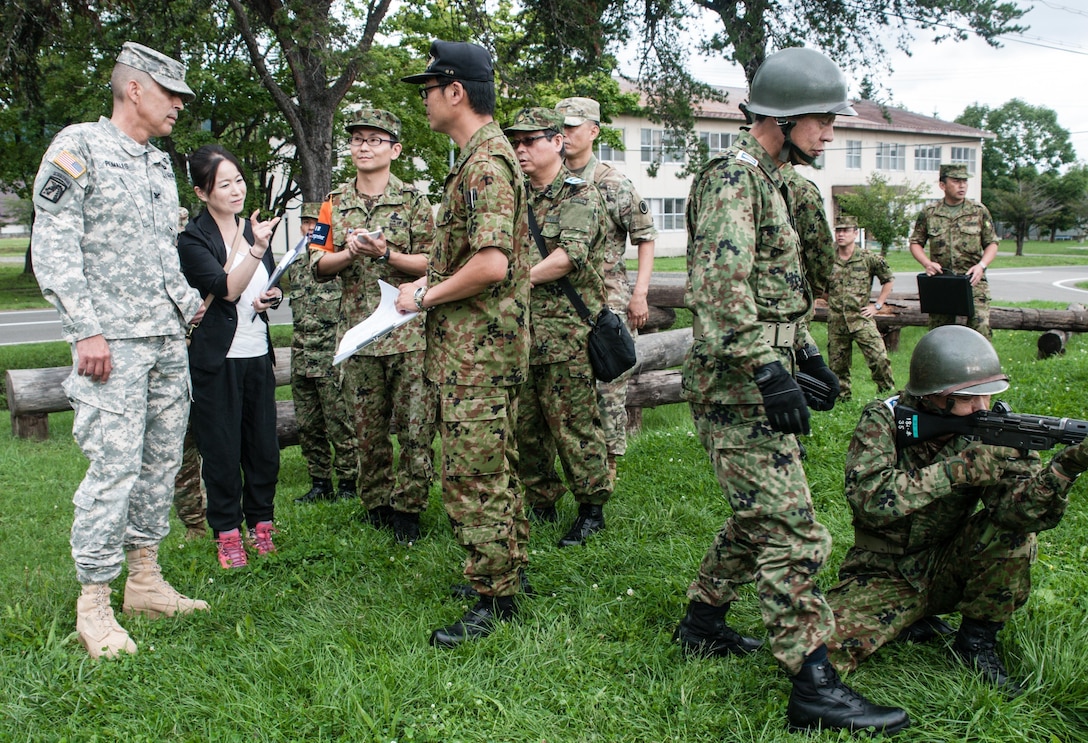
[754,361,811,435]
[796,344,840,411]
[1051,439,1088,479]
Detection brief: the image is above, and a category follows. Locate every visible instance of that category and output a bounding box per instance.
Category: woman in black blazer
[178,144,283,569]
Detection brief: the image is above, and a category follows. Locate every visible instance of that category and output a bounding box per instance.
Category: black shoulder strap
[525,183,594,325]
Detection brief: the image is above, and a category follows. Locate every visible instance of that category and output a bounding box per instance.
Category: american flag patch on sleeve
[52,150,87,179]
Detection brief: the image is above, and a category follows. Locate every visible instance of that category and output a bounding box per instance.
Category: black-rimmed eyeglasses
[419,83,450,100]
[349,135,396,147]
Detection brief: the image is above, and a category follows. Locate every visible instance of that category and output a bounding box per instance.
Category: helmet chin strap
[775,117,817,165]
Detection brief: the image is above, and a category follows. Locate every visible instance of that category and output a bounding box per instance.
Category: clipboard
[917,272,974,319]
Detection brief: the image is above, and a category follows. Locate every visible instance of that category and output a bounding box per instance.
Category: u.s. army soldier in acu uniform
[505,107,613,549]
[32,42,209,660]
[555,97,657,482]
[676,47,909,735]
[311,109,435,544]
[398,41,531,647]
[827,215,895,400]
[910,163,999,339]
[827,326,1088,699]
[290,201,359,505]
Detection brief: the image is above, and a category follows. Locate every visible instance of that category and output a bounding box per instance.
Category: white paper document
[333,280,419,365]
[264,235,308,293]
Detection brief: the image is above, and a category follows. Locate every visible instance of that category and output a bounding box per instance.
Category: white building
[600,86,992,256]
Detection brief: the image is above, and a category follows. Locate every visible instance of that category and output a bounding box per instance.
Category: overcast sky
[631,2,1088,163]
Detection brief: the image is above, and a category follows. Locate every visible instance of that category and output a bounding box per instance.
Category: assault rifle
[894,401,1088,451]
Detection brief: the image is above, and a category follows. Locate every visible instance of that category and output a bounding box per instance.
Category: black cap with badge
[401,40,494,84]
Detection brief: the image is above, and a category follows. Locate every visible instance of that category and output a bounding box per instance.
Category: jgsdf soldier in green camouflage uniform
[172,206,207,540]
[398,41,531,647]
[311,109,435,543]
[290,202,359,504]
[910,163,999,339]
[827,215,895,400]
[555,97,657,481]
[32,42,209,659]
[504,108,612,548]
[676,48,908,734]
[827,326,1088,697]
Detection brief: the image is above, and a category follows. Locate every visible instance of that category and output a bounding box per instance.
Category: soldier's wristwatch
[413,286,428,311]
[874,302,883,310]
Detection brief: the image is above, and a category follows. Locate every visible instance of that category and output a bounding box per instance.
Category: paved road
[3,265,1086,346]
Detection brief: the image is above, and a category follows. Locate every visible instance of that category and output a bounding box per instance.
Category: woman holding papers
[178,144,282,569]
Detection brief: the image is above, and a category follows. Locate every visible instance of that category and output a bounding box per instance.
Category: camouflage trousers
[66,336,190,585]
[687,401,836,676]
[928,283,991,340]
[436,383,528,597]
[343,351,435,512]
[519,356,611,509]
[172,423,206,528]
[826,511,1035,672]
[596,270,635,456]
[291,366,358,485]
[827,315,895,398]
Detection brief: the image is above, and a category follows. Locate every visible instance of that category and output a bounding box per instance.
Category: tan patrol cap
[116,42,194,101]
[555,97,601,126]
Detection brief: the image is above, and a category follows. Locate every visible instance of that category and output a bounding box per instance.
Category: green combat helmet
[743,47,856,165]
[905,326,1010,397]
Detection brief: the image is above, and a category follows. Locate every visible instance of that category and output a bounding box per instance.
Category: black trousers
[191,354,280,534]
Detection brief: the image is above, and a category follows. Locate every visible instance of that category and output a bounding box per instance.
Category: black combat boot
[392,511,421,544]
[673,600,763,657]
[530,505,558,523]
[294,478,333,504]
[557,503,605,547]
[451,570,534,600]
[429,595,516,648]
[952,618,1021,695]
[361,505,394,529]
[787,648,911,736]
[896,615,954,643]
[333,481,357,501]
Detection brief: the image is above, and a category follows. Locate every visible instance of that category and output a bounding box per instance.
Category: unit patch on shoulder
[638,199,649,214]
[736,151,759,169]
[52,150,87,179]
[564,176,586,186]
[39,173,72,204]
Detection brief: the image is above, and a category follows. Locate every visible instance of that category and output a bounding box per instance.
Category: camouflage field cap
[116,42,194,101]
[401,40,493,84]
[555,97,601,126]
[346,108,401,140]
[301,202,322,221]
[503,107,565,135]
[835,215,858,229]
[940,163,970,180]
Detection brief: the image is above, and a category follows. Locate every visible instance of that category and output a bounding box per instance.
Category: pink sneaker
[215,528,248,569]
[247,521,278,556]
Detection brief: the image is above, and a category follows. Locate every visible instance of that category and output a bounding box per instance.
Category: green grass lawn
[2,326,1087,741]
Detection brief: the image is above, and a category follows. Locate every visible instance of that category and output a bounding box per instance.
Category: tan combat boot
[76,583,137,659]
[122,546,209,618]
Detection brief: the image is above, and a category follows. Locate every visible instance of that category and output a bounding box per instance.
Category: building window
[641,128,686,164]
[648,197,686,231]
[698,131,734,156]
[597,129,625,162]
[915,145,942,172]
[875,142,906,171]
[950,147,977,175]
[845,140,862,169]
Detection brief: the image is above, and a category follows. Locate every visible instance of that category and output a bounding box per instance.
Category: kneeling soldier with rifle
[827,325,1088,696]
